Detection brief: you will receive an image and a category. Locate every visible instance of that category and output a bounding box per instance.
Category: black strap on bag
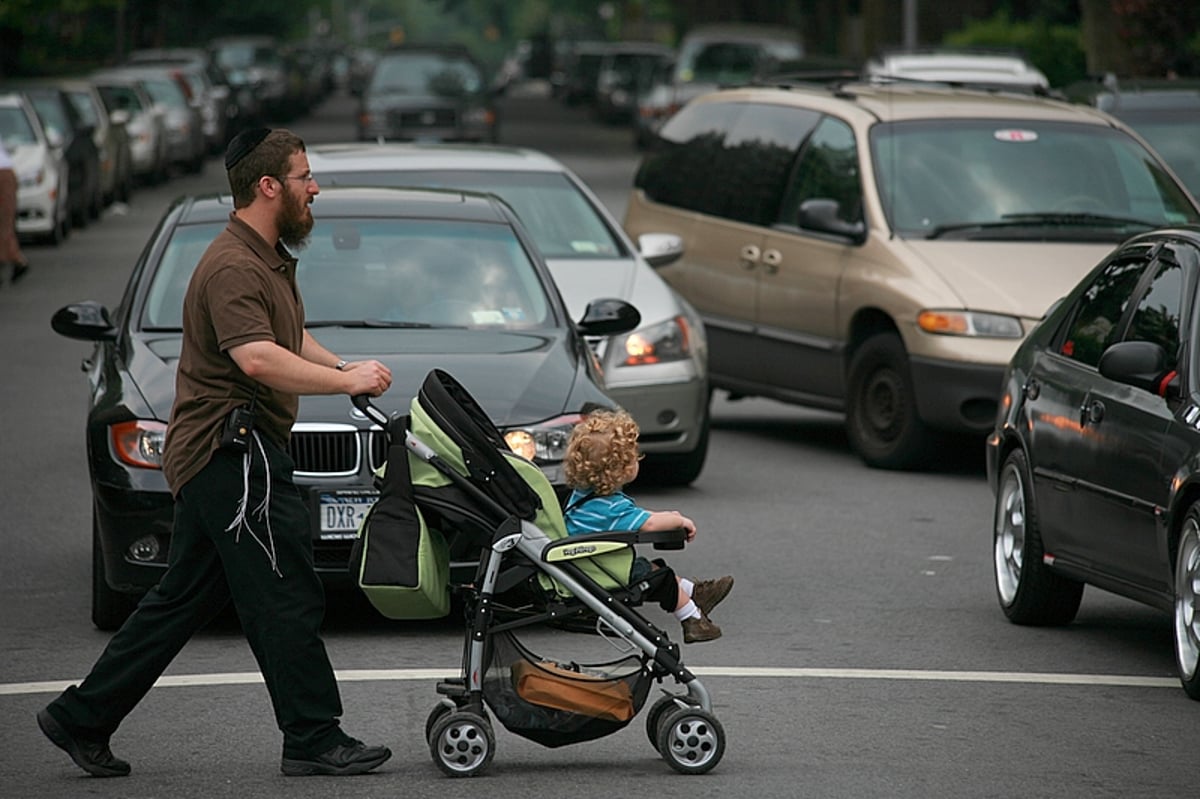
[349,414,424,587]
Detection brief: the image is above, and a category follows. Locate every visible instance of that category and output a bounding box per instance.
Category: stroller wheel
[657,707,725,775]
[645,694,686,753]
[429,710,495,777]
[425,701,454,744]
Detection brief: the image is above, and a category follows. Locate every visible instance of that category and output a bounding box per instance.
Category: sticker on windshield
[993,129,1039,143]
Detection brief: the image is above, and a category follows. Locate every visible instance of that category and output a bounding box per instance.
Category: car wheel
[846,333,931,469]
[92,514,139,631]
[1174,505,1200,699]
[642,401,709,486]
[993,448,1083,626]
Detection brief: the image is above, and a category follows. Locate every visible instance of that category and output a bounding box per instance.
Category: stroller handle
[351,394,391,428]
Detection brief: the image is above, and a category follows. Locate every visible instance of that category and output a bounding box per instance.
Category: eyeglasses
[277,172,316,184]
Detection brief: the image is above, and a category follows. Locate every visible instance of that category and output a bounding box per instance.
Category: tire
[429,710,494,777]
[645,694,685,753]
[92,514,140,631]
[992,449,1083,626]
[425,701,453,744]
[846,333,931,469]
[657,706,725,775]
[1173,505,1200,699]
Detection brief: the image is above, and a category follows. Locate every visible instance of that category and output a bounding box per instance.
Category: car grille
[390,108,457,128]
[285,425,393,477]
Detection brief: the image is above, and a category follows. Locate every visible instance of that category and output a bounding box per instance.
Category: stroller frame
[352,372,725,777]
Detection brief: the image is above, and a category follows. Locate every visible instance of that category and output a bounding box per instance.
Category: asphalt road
[0,86,1194,798]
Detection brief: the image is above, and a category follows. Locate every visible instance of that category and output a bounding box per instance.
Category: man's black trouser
[47,438,349,759]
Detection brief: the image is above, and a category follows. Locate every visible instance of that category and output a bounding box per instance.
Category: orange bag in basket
[512,660,636,722]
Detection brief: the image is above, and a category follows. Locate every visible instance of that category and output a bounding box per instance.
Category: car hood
[9,142,51,179]
[133,329,592,426]
[895,239,1116,319]
[546,255,678,325]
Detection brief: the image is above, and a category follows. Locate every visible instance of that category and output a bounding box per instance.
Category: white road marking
[0,667,1177,696]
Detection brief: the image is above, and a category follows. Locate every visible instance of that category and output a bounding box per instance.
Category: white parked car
[307,143,711,485]
[0,91,69,244]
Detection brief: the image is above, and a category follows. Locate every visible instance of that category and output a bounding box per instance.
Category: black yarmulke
[224,127,271,170]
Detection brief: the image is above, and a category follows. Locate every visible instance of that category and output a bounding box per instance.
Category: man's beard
[277,188,313,250]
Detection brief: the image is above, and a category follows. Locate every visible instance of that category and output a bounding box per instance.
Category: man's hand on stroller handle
[341,360,391,398]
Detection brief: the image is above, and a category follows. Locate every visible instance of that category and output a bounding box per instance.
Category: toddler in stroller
[563,409,733,643]
[350,369,727,776]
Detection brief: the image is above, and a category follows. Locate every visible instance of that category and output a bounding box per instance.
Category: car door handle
[1080,398,1104,426]
[739,244,760,270]
[762,248,782,274]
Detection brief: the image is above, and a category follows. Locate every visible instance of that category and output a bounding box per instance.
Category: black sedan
[987,224,1200,699]
[51,186,638,630]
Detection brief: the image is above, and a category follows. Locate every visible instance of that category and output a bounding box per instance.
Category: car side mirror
[637,232,683,268]
[1098,340,1170,395]
[796,198,866,243]
[45,128,64,149]
[51,301,118,341]
[577,298,641,336]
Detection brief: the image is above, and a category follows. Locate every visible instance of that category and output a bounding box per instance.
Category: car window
[635,100,743,216]
[780,115,862,227]
[316,169,623,260]
[99,85,144,114]
[719,103,819,225]
[141,77,187,109]
[676,39,801,85]
[369,52,483,96]
[142,219,550,331]
[1116,111,1200,197]
[872,120,1199,237]
[65,90,99,127]
[29,94,70,139]
[1059,258,1147,367]
[0,105,36,147]
[1125,258,1183,366]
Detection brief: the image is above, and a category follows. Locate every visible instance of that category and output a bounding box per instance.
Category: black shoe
[280,738,392,776]
[37,707,131,778]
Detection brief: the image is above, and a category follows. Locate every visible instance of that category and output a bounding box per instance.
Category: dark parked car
[987,225,1200,699]
[357,45,498,143]
[51,186,637,630]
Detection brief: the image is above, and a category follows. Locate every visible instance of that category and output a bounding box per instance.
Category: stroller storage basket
[483,631,652,747]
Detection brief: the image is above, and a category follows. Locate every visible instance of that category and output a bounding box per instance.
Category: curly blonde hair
[563,409,640,496]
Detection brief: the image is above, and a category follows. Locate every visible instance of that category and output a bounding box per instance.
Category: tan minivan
[623,81,1200,468]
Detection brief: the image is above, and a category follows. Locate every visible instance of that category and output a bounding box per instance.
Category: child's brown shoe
[692,576,734,618]
[681,614,722,644]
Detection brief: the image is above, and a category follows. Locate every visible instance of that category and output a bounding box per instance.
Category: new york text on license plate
[318,490,378,540]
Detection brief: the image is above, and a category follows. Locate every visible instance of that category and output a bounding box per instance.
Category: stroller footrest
[436,678,467,698]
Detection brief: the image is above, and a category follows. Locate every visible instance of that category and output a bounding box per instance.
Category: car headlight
[917,310,1023,338]
[612,315,693,366]
[18,168,44,188]
[110,420,167,469]
[503,414,584,463]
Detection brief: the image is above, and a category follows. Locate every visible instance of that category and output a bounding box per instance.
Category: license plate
[317,490,378,540]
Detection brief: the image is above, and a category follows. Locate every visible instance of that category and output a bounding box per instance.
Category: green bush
[944,11,1086,89]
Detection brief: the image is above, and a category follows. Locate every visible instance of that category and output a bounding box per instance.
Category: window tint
[1126,259,1183,365]
[719,103,818,225]
[1060,259,1146,367]
[635,101,742,215]
[317,169,623,259]
[779,116,862,227]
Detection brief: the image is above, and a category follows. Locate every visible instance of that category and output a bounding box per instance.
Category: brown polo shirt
[162,212,305,495]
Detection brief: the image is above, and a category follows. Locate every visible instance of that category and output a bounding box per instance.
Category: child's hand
[681,515,697,542]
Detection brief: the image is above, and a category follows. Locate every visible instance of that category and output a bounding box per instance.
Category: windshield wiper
[924,212,1156,240]
[305,320,440,329]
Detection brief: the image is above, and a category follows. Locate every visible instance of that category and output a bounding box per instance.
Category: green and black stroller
[349,369,725,776]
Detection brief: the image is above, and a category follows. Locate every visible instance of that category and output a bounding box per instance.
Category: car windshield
[141,218,551,330]
[368,53,483,96]
[0,106,36,147]
[140,77,187,108]
[871,119,1200,238]
[29,95,69,137]
[65,90,99,127]
[214,44,277,70]
[676,39,801,85]
[1115,111,1200,197]
[315,169,623,260]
